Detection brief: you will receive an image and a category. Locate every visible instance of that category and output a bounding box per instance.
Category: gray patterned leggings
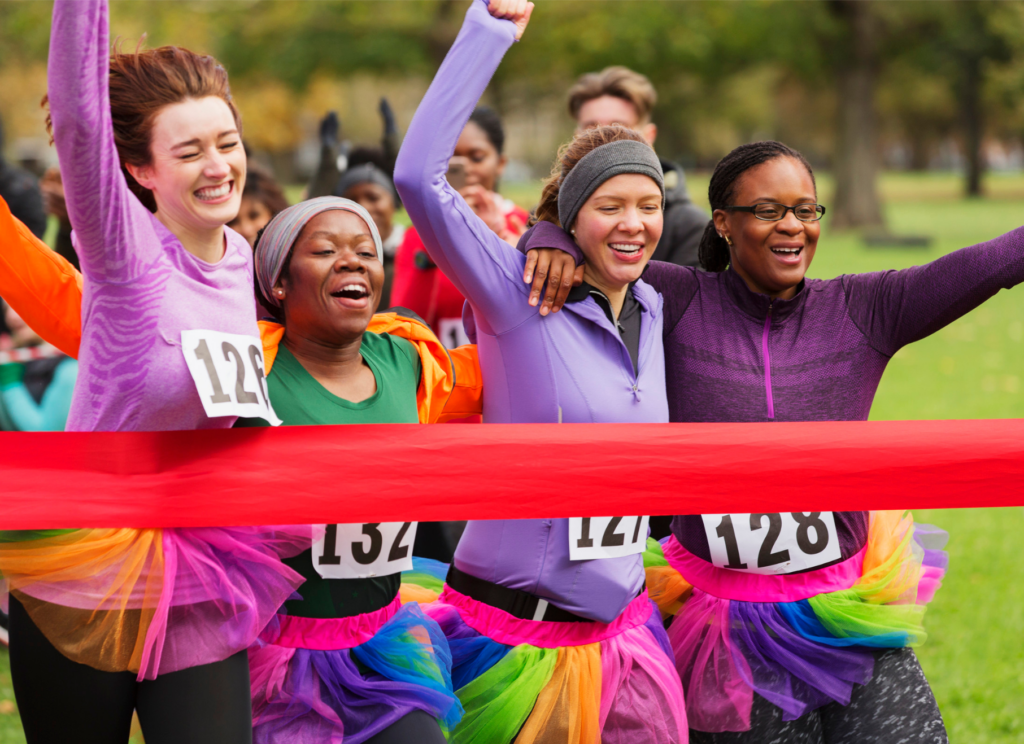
[689,648,948,744]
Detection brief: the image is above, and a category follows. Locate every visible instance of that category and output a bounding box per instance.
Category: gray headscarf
[255,196,383,308]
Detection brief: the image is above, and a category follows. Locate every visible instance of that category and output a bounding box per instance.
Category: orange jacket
[0,196,482,424]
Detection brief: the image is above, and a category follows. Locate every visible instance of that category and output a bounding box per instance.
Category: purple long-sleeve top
[525,223,1024,563]
[49,0,258,432]
[394,0,669,622]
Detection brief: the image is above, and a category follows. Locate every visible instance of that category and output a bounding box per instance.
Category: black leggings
[366,710,448,744]
[689,648,948,744]
[9,595,253,744]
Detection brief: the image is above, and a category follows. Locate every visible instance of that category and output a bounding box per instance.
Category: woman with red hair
[0,3,309,742]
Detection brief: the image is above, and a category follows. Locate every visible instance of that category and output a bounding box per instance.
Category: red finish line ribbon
[2,419,1023,530]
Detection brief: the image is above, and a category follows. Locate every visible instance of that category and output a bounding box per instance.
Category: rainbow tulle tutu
[0,526,310,679]
[400,557,447,605]
[250,597,463,744]
[424,587,689,744]
[644,510,947,733]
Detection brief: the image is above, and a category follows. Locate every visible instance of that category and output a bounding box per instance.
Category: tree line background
[2,0,1024,229]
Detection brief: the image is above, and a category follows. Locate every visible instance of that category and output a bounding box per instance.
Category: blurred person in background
[39,167,79,271]
[569,66,708,268]
[0,117,47,241]
[0,300,77,433]
[332,163,403,308]
[392,106,529,350]
[227,161,289,248]
[309,98,401,201]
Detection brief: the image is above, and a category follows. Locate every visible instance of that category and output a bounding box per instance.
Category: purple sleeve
[393,0,534,334]
[518,221,585,265]
[49,0,161,283]
[638,260,700,334]
[843,226,1024,357]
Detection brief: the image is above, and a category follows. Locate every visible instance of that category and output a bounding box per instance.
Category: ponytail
[697,220,731,273]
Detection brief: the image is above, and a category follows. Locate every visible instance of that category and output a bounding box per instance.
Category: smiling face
[127,96,245,239]
[453,121,506,192]
[276,210,384,344]
[229,195,273,248]
[712,156,820,300]
[342,182,395,241]
[573,173,663,294]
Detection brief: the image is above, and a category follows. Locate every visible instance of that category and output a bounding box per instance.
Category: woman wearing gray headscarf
[237,196,482,744]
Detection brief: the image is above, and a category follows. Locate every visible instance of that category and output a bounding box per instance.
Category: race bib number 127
[181,330,281,425]
[701,512,842,575]
[569,516,649,561]
[314,522,418,579]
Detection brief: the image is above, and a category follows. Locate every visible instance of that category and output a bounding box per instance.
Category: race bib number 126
[701,512,842,575]
[569,516,649,561]
[181,330,281,425]
[314,522,418,579]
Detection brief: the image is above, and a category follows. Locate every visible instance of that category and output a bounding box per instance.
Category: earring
[275,289,284,297]
[571,229,576,235]
[724,236,733,247]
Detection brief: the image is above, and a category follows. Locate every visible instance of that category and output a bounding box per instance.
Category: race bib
[313,522,418,579]
[181,330,281,425]
[569,516,649,561]
[438,318,471,350]
[701,512,842,575]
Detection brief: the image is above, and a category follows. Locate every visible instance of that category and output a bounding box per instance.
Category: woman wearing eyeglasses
[521,137,1024,741]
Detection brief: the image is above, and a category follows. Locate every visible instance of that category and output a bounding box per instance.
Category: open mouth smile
[609,242,645,262]
[330,283,370,300]
[194,181,234,204]
[770,245,803,264]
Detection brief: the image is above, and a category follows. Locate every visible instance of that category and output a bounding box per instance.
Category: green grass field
[5,171,1023,741]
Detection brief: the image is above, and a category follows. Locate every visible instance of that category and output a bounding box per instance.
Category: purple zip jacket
[524,222,1024,561]
[49,0,258,433]
[394,0,669,623]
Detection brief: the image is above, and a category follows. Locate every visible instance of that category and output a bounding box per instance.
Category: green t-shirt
[237,332,421,618]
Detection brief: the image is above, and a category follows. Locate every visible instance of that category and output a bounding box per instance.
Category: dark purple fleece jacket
[523,220,1024,563]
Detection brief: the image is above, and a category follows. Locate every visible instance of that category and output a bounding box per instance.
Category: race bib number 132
[181,330,281,425]
[568,516,649,561]
[701,512,842,575]
[314,522,418,579]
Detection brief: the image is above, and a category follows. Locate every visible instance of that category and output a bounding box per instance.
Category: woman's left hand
[487,0,534,40]
[524,248,583,316]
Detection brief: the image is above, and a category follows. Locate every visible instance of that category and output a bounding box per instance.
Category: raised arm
[0,196,83,358]
[393,0,536,334]
[48,0,159,282]
[844,226,1024,356]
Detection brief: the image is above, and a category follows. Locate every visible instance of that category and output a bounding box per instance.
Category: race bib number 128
[314,522,418,579]
[568,516,649,561]
[181,330,281,425]
[701,512,842,575]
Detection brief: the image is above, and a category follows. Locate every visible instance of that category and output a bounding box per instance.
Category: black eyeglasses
[722,203,826,222]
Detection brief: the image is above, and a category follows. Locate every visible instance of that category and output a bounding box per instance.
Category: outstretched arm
[844,226,1024,356]
[0,196,83,358]
[393,0,536,335]
[49,0,160,282]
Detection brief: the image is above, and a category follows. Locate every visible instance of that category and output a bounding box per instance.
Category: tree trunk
[962,56,984,197]
[426,0,461,69]
[828,0,885,230]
